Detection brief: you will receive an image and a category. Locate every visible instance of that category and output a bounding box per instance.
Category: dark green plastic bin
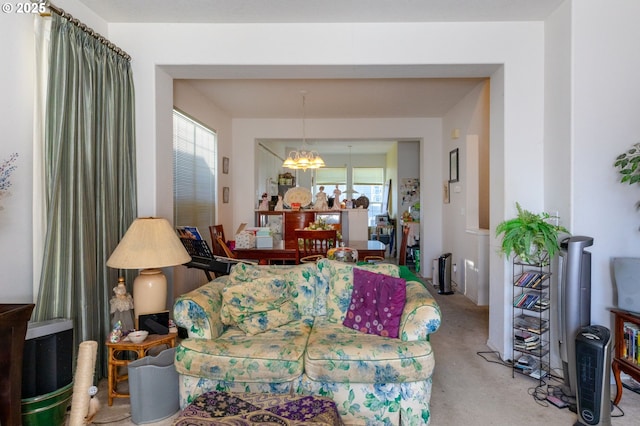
[21,382,73,426]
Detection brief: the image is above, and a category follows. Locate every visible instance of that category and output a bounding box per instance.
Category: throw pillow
[342,268,407,338]
[234,300,298,335]
[228,263,319,317]
[319,259,400,322]
[221,277,299,334]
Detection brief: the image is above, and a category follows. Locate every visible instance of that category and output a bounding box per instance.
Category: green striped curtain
[34,13,138,377]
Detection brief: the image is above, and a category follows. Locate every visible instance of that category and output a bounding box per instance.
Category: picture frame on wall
[449,148,459,183]
[223,187,229,203]
[222,157,229,174]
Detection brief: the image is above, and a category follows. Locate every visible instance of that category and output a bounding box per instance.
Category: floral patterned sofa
[173,259,441,425]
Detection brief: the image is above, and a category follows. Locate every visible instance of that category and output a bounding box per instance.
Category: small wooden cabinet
[611,308,640,405]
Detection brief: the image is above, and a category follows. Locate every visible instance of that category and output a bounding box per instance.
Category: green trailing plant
[614,143,640,217]
[496,202,569,265]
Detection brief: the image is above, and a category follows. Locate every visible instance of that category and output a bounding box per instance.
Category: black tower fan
[574,325,611,426]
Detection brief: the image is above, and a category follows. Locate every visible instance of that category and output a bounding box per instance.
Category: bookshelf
[611,308,640,405]
[512,259,551,382]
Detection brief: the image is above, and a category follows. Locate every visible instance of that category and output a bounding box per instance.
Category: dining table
[233,240,386,264]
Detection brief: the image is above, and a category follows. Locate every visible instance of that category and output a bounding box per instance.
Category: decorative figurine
[314,186,328,211]
[108,320,124,343]
[274,194,284,211]
[110,277,134,332]
[331,185,342,210]
[259,192,270,210]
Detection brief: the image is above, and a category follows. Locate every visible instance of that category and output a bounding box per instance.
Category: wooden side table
[106,333,177,406]
[610,308,640,405]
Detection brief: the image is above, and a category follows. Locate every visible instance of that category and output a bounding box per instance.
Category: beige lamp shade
[106,217,191,269]
[107,217,191,325]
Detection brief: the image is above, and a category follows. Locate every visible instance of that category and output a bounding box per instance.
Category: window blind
[316,167,347,184]
[173,110,217,235]
[353,167,384,184]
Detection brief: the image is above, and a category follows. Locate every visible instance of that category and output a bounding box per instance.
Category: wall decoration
[449,148,459,183]
[222,157,229,174]
[223,187,229,203]
[0,152,18,210]
[382,179,392,214]
[400,178,420,206]
[443,181,450,204]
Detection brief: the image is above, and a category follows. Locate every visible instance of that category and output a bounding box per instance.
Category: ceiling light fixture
[282,91,325,172]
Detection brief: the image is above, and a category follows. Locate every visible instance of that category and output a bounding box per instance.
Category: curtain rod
[43,1,131,61]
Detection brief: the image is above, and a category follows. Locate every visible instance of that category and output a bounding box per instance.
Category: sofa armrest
[399,280,442,341]
[173,278,228,339]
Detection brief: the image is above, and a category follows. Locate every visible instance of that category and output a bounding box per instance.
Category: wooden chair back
[398,225,410,266]
[216,236,237,259]
[209,224,226,242]
[209,225,227,257]
[294,229,337,264]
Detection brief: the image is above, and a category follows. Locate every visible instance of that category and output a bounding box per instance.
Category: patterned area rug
[173,391,343,425]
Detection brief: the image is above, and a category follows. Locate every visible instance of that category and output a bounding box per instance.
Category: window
[316,167,347,204]
[353,167,385,226]
[173,110,217,237]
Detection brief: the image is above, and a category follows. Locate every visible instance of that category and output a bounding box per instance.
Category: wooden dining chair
[294,229,337,264]
[398,225,410,266]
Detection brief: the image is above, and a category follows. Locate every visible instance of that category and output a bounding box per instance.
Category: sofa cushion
[175,319,313,383]
[317,259,400,322]
[343,268,407,338]
[304,318,435,383]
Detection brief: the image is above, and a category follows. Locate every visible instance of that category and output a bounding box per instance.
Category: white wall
[0,0,110,304]
[0,12,35,303]
[570,0,640,326]
[544,0,574,376]
[442,81,491,296]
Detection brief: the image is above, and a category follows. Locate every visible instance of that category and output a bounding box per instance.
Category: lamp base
[133,268,167,328]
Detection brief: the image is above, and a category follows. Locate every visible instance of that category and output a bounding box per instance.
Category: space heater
[558,236,593,397]
[574,325,611,426]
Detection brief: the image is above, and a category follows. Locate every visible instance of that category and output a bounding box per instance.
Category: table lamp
[106,217,191,325]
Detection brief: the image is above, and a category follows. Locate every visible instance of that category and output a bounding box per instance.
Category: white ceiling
[77,0,564,24]
[180,78,488,119]
[75,0,564,152]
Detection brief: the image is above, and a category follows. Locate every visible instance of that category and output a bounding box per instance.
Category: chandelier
[282,91,325,171]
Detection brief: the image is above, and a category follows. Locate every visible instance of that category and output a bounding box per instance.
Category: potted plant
[496,202,569,265]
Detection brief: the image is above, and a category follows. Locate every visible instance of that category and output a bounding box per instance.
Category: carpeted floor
[90,277,640,425]
[428,281,640,426]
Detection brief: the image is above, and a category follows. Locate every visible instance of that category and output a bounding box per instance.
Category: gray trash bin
[128,347,179,424]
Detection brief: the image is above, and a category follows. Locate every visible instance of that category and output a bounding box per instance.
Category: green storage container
[21,382,73,426]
